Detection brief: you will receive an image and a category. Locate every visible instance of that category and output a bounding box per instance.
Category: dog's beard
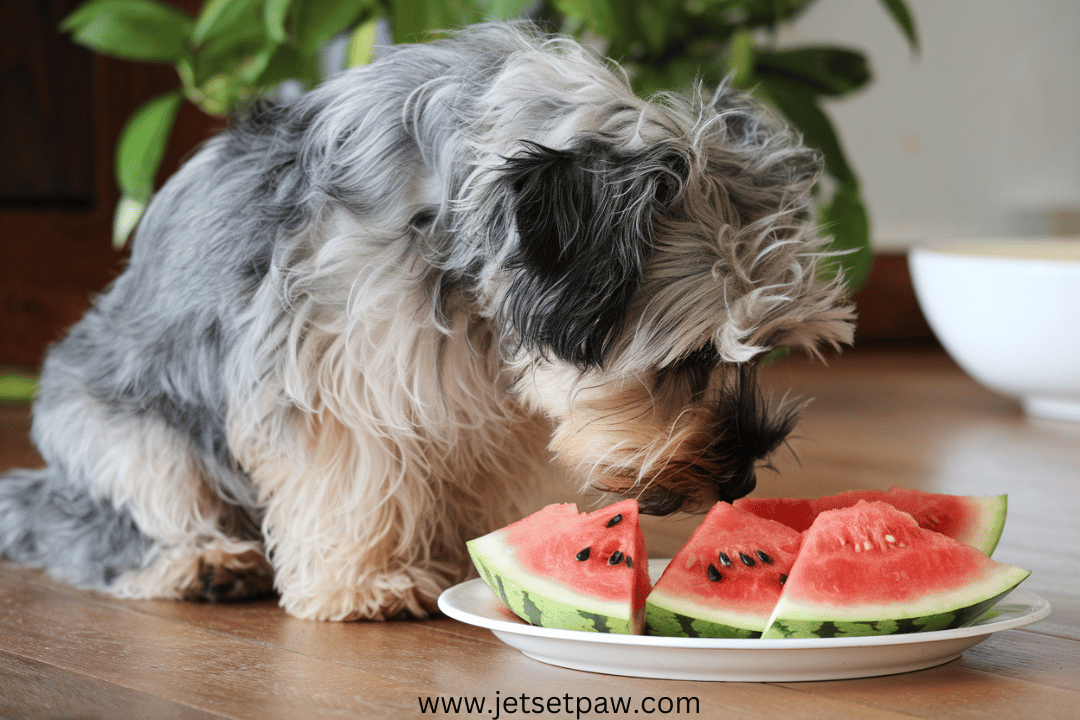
[632,363,799,514]
[588,363,799,515]
[524,354,799,516]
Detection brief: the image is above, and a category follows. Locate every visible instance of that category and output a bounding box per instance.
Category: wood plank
[0,649,223,720]
[775,660,1078,720]
[960,630,1080,691]
[0,568,424,719]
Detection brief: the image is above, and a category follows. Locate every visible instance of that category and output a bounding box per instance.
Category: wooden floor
[1,347,1078,719]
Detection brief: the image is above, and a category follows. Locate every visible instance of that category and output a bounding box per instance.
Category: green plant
[63,0,917,292]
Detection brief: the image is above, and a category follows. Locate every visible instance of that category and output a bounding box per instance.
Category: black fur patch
[498,139,687,367]
[637,361,799,515]
[707,363,798,503]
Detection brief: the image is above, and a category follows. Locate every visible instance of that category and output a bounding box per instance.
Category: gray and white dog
[0,23,853,620]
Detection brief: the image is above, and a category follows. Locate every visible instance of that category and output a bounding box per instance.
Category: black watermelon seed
[576,547,591,561]
[606,513,623,527]
[739,552,756,567]
[780,574,788,585]
[608,550,625,565]
[707,564,723,582]
[625,556,633,568]
[718,552,732,567]
[756,550,774,564]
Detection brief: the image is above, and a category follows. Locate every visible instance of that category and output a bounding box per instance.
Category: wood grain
[0,348,1077,719]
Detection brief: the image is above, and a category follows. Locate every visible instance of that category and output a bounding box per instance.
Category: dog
[0,23,854,621]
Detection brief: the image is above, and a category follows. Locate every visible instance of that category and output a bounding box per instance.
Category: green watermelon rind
[965,494,1007,556]
[761,565,1029,639]
[762,582,1024,639]
[467,532,636,634]
[644,591,761,638]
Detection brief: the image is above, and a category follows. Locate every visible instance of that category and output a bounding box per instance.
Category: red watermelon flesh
[762,500,1030,638]
[645,502,802,638]
[467,499,651,634]
[734,486,1006,555]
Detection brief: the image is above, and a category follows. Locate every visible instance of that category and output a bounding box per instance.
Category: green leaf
[554,0,619,39]
[391,0,481,43]
[475,0,536,20]
[186,72,257,116]
[391,0,427,43]
[756,78,858,187]
[428,0,488,34]
[0,371,37,404]
[819,181,873,293]
[634,3,667,54]
[253,43,320,88]
[191,0,263,47]
[346,16,380,67]
[760,346,791,366]
[264,0,294,44]
[708,0,813,31]
[186,18,269,87]
[114,90,183,200]
[295,0,374,54]
[112,195,147,249]
[755,46,871,97]
[61,0,193,62]
[236,44,278,85]
[725,28,755,88]
[877,0,919,52]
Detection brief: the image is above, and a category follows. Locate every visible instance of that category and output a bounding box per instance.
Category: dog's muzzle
[633,365,799,515]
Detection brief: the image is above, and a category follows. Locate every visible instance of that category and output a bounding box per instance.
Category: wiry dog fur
[0,23,853,620]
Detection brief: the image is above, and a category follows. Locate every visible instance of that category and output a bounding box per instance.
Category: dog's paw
[278,569,443,621]
[182,548,275,602]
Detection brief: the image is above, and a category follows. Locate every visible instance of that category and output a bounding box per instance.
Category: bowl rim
[910,237,1080,265]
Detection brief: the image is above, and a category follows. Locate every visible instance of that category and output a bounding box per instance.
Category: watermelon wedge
[735,486,1007,555]
[466,499,651,634]
[761,501,1030,638]
[645,502,801,638]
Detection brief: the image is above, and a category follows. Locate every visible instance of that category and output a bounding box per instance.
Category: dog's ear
[497,139,688,367]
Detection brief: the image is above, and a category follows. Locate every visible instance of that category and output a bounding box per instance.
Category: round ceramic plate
[437,560,1051,682]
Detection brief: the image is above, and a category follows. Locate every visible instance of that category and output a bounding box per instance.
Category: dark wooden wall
[0,0,220,367]
[0,1,933,369]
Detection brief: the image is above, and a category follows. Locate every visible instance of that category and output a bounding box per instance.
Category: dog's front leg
[241,408,464,621]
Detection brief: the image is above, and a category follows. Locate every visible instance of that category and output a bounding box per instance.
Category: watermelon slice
[645,502,801,638]
[466,499,651,634]
[761,501,1030,638]
[735,486,1007,555]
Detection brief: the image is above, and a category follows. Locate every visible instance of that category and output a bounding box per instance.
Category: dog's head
[438,28,856,513]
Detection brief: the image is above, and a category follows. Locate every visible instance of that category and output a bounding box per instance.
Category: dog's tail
[0,466,152,589]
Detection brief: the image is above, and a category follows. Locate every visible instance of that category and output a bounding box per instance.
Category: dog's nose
[634,457,758,516]
[714,460,757,503]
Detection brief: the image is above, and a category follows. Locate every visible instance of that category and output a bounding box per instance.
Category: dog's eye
[409,208,437,229]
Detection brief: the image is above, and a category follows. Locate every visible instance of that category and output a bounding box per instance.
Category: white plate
[437,559,1051,682]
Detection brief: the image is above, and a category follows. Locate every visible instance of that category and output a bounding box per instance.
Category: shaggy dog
[0,23,853,620]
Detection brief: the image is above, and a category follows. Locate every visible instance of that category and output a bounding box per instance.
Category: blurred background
[1,0,1078,372]
[785,1,1080,245]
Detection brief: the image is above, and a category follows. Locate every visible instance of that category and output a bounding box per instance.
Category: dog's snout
[615,366,801,516]
[714,461,758,504]
[630,448,758,516]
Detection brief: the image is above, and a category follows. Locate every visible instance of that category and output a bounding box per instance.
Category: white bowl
[909,239,1080,422]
